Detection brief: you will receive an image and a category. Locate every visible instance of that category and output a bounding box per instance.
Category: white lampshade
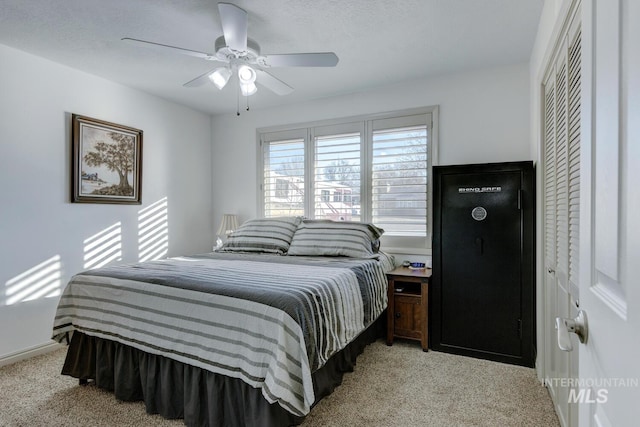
[209,67,232,90]
[217,214,239,237]
[237,65,257,84]
[240,82,258,96]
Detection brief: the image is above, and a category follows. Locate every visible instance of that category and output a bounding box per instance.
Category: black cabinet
[431,161,535,367]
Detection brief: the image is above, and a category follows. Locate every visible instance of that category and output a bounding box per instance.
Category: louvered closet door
[554,38,572,427]
[555,47,569,297]
[542,14,581,427]
[567,24,581,307]
[565,22,581,427]
[543,62,562,391]
[543,65,566,422]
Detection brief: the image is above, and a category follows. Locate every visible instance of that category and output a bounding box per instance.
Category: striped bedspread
[52,253,389,416]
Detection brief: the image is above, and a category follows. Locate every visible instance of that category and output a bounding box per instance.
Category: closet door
[542,11,581,427]
[543,64,562,417]
[565,19,581,427]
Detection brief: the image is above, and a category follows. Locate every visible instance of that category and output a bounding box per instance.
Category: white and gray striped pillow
[218,217,302,254]
[287,220,384,258]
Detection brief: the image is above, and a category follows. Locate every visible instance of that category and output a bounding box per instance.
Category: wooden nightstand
[386,266,431,351]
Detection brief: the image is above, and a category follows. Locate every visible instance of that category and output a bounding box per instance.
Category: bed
[52,218,393,426]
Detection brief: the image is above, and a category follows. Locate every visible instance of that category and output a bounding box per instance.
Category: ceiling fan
[122,2,339,100]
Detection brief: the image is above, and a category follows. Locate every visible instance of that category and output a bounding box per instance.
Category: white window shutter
[258,107,436,249]
[371,118,428,237]
[263,137,306,217]
[313,131,361,221]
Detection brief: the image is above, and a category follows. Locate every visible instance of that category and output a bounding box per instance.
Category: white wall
[210,62,531,253]
[0,44,213,359]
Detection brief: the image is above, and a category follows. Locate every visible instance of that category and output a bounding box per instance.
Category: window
[372,124,427,236]
[314,130,361,221]
[262,135,305,217]
[259,107,437,251]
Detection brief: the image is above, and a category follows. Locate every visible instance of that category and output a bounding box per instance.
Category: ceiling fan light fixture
[237,65,257,85]
[209,67,232,90]
[240,82,257,96]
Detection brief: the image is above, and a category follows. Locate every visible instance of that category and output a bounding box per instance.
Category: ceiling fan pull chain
[236,82,240,116]
[246,94,250,112]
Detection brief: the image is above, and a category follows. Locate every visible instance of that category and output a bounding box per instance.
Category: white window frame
[257,106,439,253]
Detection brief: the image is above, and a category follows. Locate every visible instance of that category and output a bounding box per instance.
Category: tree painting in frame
[72,114,143,204]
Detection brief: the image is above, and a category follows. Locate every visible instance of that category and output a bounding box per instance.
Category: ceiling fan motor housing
[214,35,262,64]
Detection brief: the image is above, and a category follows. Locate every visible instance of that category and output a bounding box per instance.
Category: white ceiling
[0,0,543,116]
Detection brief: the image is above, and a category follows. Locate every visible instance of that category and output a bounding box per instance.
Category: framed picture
[71,114,143,204]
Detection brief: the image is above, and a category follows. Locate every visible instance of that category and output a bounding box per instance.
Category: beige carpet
[0,340,559,426]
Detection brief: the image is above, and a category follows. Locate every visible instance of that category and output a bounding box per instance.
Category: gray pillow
[287,220,384,258]
[218,216,302,254]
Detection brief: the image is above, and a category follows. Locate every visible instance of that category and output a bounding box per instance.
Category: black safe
[431,161,535,367]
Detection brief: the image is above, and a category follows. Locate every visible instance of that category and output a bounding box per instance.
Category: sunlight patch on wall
[83,222,122,269]
[4,255,62,306]
[139,197,169,262]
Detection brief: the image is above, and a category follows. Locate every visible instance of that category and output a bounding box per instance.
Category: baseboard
[0,341,65,368]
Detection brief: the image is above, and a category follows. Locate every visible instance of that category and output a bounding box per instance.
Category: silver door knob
[555,310,588,352]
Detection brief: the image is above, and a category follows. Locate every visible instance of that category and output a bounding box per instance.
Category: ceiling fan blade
[122,37,219,61]
[261,52,339,67]
[183,68,218,87]
[255,70,294,95]
[218,2,248,52]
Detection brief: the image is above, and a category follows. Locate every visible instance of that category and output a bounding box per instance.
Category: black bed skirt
[61,317,383,427]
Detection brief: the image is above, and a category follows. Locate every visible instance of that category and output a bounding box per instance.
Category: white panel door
[574,1,640,426]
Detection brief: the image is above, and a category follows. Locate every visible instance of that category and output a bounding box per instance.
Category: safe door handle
[555,310,588,352]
